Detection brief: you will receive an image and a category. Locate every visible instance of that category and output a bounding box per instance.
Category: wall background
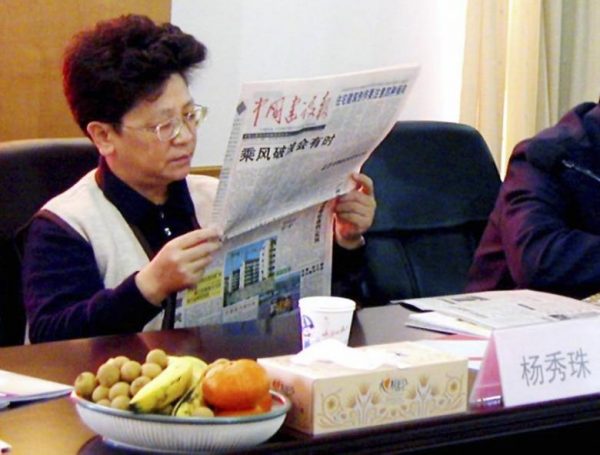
[0,0,467,168]
[0,0,170,142]
[173,0,468,166]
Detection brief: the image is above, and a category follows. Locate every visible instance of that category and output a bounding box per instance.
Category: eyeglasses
[120,104,208,142]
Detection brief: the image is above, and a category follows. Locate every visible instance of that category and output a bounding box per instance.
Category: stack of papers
[407,312,492,337]
[0,370,72,408]
[394,289,600,337]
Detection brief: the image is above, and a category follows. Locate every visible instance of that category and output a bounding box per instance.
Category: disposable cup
[298,296,356,349]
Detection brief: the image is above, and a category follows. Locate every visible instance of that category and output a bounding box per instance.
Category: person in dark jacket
[467,102,600,299]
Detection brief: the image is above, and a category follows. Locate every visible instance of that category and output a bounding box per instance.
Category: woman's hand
[333,172,376,250]
[135,227,222,305]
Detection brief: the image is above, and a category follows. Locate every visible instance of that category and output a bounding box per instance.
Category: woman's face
[106,73,199,199]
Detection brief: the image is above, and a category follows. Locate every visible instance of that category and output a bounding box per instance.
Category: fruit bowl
[71,390,291,453]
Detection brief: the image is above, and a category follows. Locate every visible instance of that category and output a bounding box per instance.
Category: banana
[180,355,208,385]
[130,356,193,413]
[173,400,196,417]
[172,356,211,417]
[174,400,214,417]
[173,380,208,417]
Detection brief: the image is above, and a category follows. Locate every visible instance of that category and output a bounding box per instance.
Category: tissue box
[258,342,468,434]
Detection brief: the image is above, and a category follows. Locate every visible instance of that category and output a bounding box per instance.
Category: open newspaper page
[175,64,419,328]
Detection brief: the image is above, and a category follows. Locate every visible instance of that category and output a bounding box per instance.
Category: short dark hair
[63,14,206,133]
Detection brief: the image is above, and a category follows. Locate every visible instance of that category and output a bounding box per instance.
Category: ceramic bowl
[71,390,290,453]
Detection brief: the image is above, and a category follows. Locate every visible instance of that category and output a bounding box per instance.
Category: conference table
[1,304,600,454]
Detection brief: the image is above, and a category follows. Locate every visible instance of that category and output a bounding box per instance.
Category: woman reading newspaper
[20,15,376,342]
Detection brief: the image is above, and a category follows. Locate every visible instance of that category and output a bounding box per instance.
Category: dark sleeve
[331,242,366,303]
[498,149,600,297]
[22,216,161,342]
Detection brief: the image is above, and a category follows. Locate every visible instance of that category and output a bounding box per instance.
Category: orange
[215,393,273,417]
[202,359,270,411]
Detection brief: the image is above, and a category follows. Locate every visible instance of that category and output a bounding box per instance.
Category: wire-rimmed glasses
[120,104,208,142]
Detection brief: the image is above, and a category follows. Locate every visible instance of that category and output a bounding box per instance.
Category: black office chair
[361,121,501,303]
[0,138,98,346]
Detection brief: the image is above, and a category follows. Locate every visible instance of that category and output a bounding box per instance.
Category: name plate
[470,317,600,407]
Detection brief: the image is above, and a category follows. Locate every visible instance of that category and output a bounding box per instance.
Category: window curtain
[460,0,600,177]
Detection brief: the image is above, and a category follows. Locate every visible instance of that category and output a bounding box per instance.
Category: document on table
[0,369,72,408]
[406,311,492,338]
[174,64,419,328]
[395,289,600,334]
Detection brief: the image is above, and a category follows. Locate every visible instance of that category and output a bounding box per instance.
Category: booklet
[0,369,72,408]
[395,289,600,334]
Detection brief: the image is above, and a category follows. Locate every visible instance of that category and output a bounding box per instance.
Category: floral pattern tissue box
[258,341,468,434]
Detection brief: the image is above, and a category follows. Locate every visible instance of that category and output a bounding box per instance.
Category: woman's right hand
[135,227,222,306]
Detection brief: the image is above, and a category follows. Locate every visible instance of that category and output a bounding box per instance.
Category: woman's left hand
[333,172,376,250]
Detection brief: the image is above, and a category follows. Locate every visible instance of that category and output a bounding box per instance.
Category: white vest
[42,170,218,331]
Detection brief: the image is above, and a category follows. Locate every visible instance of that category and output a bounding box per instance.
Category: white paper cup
[299,296,356,349]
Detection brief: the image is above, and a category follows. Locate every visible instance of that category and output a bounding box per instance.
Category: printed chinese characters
[252,91,331,128]
[239,134,336,163]
[335,83,408,106]
[520,348,591,386]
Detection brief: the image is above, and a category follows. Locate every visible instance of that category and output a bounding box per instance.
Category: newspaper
[174,64,419,328]
[396,289,600,332]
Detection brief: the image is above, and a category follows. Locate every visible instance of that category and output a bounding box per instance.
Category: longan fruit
[108,381,130,400]
[96,398,111,407]
[97,362,120,387]
[91,385,109,403]
[146,349,169,368]
[130,376,151,396]
[74,371,96,398]
[111,355,130,369]
[110,395,130,410]
[192,406,215,418]
[120,360,142,382]
[141,362,162,379]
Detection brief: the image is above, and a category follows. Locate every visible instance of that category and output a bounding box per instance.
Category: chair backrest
[0,138,98,346]
[361,121,501,303]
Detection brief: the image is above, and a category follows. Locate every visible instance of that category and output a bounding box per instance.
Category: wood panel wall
[0,0,170,142]
[190,166,221,178]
